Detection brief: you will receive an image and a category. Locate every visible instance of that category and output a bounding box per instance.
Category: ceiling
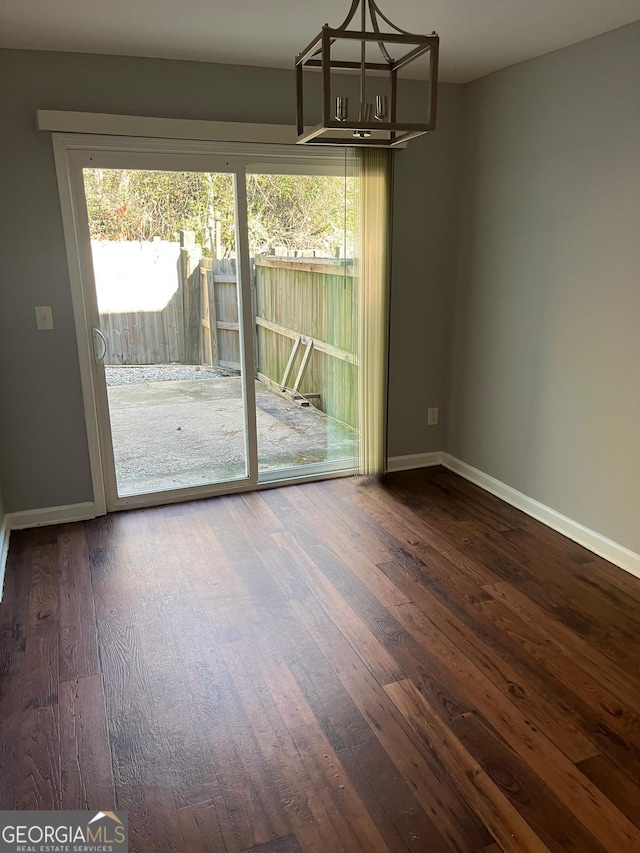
[1,0,639,83]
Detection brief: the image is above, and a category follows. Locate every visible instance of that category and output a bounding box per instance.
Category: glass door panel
[82,168,249,498]
[246,164,359,477]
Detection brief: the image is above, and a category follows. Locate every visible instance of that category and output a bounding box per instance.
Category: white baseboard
[387,452,442,473]
[0,516,9,602]
[441,454,640,580]
[6,501,97,531]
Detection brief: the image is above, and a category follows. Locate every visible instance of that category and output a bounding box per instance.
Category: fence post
[200,262,218,366]
[179,230,201,364]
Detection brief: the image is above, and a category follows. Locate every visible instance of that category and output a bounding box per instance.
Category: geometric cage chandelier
[295,0,439,146]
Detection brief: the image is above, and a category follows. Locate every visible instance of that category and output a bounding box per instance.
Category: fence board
[209,260,240,368]
[254,257,357,427]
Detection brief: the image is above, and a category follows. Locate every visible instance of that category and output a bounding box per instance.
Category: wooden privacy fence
[99,238,358,427]
[254,257,357,428]
[99,237,242,369]
[99,283,184,365]
[181,253,242,370]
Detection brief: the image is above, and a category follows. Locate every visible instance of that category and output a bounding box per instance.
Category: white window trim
[38,110,300,144]
[37,110,406,149]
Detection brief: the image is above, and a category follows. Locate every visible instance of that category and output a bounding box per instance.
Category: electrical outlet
[35,306,54,330]
[427,407,439,426]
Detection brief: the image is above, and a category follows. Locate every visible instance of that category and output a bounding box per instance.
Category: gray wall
[448,22,640,552]
[389,85,463,457]
[0,49,462,512]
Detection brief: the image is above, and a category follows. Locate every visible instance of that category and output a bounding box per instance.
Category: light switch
[35,306,54,330]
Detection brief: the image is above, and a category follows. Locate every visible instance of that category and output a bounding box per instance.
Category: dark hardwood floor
[2,467,640,851]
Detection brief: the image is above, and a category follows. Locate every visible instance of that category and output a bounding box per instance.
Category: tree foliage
[83,168,355,257]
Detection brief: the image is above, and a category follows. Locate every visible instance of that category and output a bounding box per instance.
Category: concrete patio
[106,368,355,496]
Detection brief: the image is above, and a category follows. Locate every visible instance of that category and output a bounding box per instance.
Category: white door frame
[52,132,354,513]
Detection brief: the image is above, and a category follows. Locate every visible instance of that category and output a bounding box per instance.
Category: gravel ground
[106,364,236,386]
[106,370,355,496]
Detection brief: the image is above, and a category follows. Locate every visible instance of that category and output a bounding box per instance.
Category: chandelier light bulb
[335,96,349,122]
[375,95,388,121]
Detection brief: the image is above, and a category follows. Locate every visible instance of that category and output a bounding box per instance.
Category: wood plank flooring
[2,466,640,851]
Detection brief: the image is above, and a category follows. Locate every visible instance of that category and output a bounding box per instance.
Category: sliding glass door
[246,164,359,479]
[57,138,357,511]
[82,167,255,498]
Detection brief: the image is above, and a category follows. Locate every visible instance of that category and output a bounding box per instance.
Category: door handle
[92,327,107,362]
